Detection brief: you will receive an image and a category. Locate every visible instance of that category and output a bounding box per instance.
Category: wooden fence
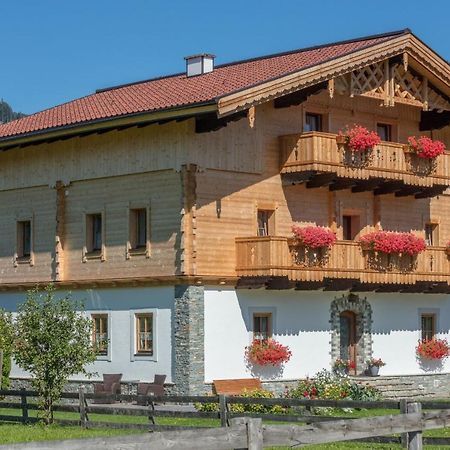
[2,389,450,447]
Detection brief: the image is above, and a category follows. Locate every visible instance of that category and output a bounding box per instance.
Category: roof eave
[0,102,217,149]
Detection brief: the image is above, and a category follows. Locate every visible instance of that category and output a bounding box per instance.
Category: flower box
[337,125,381,153]
[406,136,446,159]
[416,338,450,360]
[359,231,426,256]
[292,225,336,249]
[245,339,292,367]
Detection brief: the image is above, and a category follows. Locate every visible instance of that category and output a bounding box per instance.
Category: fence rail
[1,389,450,448]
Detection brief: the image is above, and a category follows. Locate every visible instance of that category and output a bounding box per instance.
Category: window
[425,223,439,246]
[342,215,360,240]
[86,213,102,253]
[130,208,147,250]
[421,314,436,341]
[304,113,323,132]
[253,313,272,341]
[136,313,153,355]
[17,220,31,259]
[92,314,108,356]
[377,123,392,142]
[257,210,274,236]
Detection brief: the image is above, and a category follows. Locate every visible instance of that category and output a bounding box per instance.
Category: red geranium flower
[407,136,445,159]
[245,339,292,367]
[359,231,426,256]
[416,338,450,360]
[292,225,337,249]
[339,125,381,152]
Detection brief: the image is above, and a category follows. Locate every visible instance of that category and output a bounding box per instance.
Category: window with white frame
[92,314,109,356]
[135,313,153,355]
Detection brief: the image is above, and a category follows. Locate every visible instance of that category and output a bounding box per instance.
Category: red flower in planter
[292,225,337,249]
[407,136,446,159]
[338,125,381,152]
[245,339,292,367]
[359,231,426,256]
[416,338,450,360]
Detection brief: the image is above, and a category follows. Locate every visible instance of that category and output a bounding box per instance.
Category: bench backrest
[213,378,262,396]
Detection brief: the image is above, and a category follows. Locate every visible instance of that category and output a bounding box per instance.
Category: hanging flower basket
[405,136,446,160]
[292,225,337,249]
[245,339,292,367]
[337,125,381,153]
[359,231,426,256]
[416,338,450,360]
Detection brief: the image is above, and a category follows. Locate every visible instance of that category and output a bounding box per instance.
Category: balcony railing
[279,132,450,196]
[236,236,450,286]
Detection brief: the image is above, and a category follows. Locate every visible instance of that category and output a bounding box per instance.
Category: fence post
[78,385,87,429]
[246,417,263,450]
[20,388,28,424]
[400,398,408,448]
[219,394,228,427]
[407,402,423,450]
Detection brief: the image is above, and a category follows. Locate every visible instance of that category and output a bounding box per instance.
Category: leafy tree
[14,285,96,422]
[0,99,26,123]
[0,310,14,389]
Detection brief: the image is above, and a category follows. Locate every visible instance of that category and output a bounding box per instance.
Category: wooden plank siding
[0,89,448,285]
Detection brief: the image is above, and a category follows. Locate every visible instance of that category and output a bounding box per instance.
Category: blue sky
[2,0,449,115]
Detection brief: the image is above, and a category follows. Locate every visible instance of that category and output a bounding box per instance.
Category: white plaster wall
[2,286,174,383]
[368,293,450,375]
[204,287,332,382]
[204,287,450,382]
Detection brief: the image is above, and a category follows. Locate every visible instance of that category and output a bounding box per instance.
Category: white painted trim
[129,308,158,362]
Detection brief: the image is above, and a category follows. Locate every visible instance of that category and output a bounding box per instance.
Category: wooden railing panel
[236,237,450,285]
[280,132,450,188]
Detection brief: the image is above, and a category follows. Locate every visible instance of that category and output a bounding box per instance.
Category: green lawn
[0,405,449,448]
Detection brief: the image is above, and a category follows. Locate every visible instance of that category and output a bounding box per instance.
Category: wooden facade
[0,37,450,293]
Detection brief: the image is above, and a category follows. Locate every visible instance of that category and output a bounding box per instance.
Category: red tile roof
[0,31,407,140]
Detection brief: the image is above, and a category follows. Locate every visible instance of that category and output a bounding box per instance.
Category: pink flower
[339,125,381,152]
[407,136,445,159]
[292,225,336,249]
[359,231,426,256]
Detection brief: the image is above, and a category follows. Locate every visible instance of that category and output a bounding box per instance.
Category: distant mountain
[0,100,26,124]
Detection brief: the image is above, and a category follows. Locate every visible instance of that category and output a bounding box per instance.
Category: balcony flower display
[359,231,426,256]
[416,338,450,360]
[406,136,446,159]
[245,338,292,367]
[292,225,337,249]
[337,125,381,152]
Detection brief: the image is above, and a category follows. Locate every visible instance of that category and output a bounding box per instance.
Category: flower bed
[416,338,450,360]
[359,231,426,256]
[245,338,292,366]
[407,136,446,159]
[338,125,381,152]
[292,225,336,249]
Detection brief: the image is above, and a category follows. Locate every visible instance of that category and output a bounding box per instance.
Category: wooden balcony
[236,236,450,292]
[280,132,450,198]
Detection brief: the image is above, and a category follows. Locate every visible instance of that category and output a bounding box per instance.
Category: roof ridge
[96,29,410,95]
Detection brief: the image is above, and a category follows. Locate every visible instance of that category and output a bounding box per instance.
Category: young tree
[0,310,14,389]
[14,285,96,422]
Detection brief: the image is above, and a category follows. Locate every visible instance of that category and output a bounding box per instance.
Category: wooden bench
[213,378,262,396]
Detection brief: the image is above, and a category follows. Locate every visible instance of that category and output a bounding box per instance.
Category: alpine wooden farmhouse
[2,29,450,395]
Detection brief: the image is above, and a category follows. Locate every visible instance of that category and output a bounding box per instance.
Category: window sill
[129,248,147,257]
[85,251,103,261]
[16,257,32,265]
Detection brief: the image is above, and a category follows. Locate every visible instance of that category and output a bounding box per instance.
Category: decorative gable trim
[217,34,450,117]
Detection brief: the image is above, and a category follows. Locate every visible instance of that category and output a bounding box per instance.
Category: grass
[0,404,449,448]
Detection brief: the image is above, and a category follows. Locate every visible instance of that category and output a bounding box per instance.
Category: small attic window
[185,54,215,77]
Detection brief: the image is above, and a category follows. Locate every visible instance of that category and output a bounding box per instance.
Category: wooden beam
[329,179,357,191]
[295,281,324,291]
[351,178,384,193]
[236,277,271,289]
[323,278,358,291]
[420,110,450,131]
[395,186,424,197]
[195,111,246,133]
[281,171,317,186]
[306,173,337,188]
[374,181,405,195]
[266,277,295,290]
[415,186,446,199]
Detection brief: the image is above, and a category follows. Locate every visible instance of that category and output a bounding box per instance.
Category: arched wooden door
[339,311,357,374]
